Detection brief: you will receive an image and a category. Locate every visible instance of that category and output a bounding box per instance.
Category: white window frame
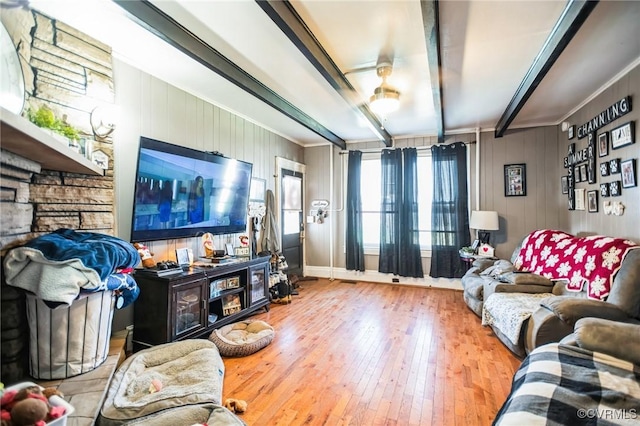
[356,150,433,257]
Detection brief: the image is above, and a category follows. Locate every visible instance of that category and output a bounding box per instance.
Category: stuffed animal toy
[201,233,214,258]
[223,398,247,414]
[133,242,156,268]
[0,385,66,426]
[148,379,163,394]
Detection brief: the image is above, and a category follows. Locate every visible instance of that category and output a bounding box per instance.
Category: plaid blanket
[494,343,640,425]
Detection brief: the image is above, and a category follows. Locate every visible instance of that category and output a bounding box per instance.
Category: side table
[459,253,476,272]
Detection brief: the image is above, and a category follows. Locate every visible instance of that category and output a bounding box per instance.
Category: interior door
[277,158,305,278]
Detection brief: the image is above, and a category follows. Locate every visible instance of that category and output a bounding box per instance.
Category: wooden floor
[222,278,522,426]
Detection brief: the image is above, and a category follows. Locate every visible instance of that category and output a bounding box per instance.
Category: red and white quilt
[513,229,638,300]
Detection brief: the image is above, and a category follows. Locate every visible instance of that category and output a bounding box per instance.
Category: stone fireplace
[1,7,116,384]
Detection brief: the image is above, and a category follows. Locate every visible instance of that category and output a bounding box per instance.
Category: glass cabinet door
[248,264,268,306]
[173,282,204,337]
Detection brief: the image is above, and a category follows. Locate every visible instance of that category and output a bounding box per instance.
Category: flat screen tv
[130,136,253,242]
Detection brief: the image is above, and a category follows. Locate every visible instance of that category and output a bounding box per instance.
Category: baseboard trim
[302,266,463,291]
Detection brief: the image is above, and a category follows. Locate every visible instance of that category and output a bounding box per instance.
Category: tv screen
[130,137,253,242]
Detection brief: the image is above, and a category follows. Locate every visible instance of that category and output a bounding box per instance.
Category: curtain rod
[338,140,475,155]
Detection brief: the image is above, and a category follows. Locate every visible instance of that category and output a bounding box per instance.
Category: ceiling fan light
[369,86,400,115]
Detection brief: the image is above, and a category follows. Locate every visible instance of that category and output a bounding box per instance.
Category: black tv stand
[132,256,270,351]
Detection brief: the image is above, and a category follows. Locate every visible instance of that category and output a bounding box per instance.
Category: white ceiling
[28,0,640,147]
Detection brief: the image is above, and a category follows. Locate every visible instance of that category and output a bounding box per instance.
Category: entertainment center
[129,135,269,351]
[132,256,270,351]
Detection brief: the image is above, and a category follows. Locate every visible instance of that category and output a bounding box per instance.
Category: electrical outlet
[392,278,400,283]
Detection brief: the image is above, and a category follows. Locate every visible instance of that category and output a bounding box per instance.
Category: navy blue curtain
[346,150,365,271]
[429,142,470,278]
[378,148,424,278]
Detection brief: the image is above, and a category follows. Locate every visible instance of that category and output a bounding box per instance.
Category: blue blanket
[23,228,140,280]
[4,229,141,307]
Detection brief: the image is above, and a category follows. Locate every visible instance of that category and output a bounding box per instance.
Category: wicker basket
[26,290,115,379]
[209,320,274,357]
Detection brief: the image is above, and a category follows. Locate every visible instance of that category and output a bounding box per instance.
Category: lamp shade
[369,86,400,115]
[469,210,499,231]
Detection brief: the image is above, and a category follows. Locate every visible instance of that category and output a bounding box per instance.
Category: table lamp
[469,210,499,245]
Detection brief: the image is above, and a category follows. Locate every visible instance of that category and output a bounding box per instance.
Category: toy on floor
[224,398,247,414]
[0,385,66,426]
[148,379,163,394]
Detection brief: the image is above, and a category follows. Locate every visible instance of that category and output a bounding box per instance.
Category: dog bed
[209,320,275,357]
[99,339,224,426]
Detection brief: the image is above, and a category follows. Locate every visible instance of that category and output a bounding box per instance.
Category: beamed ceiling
[26,0,640,148]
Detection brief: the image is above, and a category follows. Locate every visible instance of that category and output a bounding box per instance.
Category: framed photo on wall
[574,188,585,210]
[568,125,575,140]
[621,159,636,188]
[561,176,569,194]
[598,132,609,157]
[609,180,621,197]
[600,161,610,176]
[600,183,610,197]
[609,158,621,174]
[587,190,598,213]
[611,121,635,149]
[249,177,266,202]
[504,164,526,197]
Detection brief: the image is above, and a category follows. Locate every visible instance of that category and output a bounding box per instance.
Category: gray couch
[461,239,552,318]
[462,232,640,358]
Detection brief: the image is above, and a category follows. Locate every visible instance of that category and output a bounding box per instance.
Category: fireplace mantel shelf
[1,107,104,176]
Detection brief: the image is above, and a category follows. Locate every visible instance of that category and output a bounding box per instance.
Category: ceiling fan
[344,51,402,119]
[369,60,401,116]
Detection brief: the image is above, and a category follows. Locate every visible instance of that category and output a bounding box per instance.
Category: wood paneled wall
[477,126,563,258]
[113,60,304,253]
[304,64,640,276]
[560,64,640,242]
[111,60,303,330]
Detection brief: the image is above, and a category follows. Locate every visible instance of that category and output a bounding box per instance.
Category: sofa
[493,317,640,425]
[462,229,640,358]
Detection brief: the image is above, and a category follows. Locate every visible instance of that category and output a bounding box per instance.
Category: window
[359,152,433,252]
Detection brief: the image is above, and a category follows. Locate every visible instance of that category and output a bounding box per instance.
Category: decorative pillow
[480,260,514,277]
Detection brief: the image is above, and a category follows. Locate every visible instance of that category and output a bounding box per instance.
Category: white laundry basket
[26,290,115,379]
